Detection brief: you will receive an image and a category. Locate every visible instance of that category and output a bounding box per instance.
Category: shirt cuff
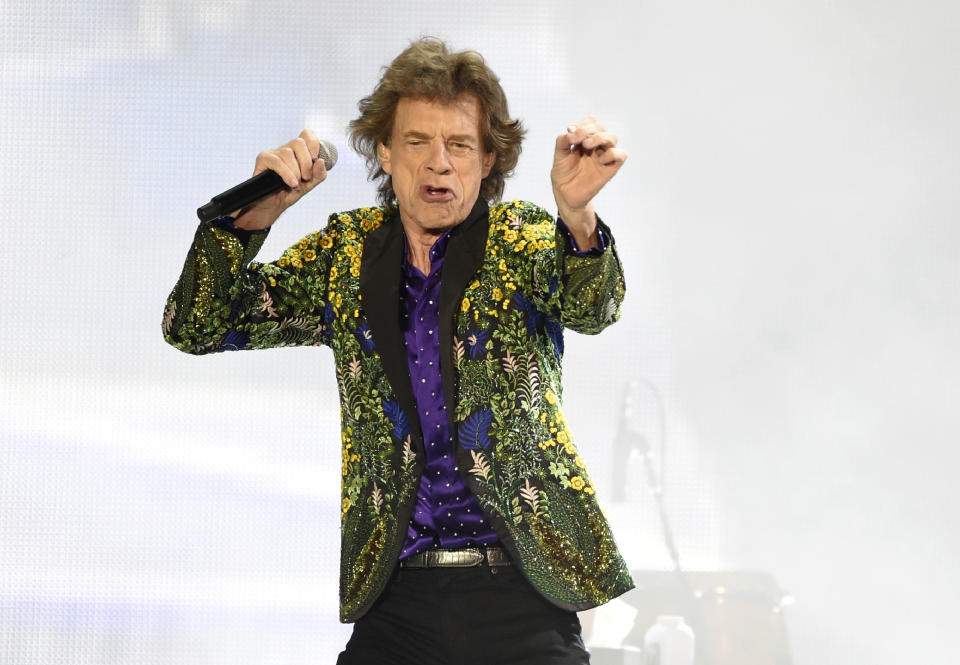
[211,215,252,245]
[556,217,607,256]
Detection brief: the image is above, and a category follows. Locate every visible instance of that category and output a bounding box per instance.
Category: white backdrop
[1,1,958,663]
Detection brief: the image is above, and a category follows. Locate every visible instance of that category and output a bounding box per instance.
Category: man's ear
[481,150,495,178]
[378,142,392,175]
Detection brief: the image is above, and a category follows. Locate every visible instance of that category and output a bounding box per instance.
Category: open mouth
[421,185,454,202]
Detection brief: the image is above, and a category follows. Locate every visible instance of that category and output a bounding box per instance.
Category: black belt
[400,546,513,568]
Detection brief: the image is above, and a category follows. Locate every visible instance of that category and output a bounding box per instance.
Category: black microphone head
[316,140,338,170]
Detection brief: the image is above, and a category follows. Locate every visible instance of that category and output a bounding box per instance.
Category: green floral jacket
[163,197,634,622]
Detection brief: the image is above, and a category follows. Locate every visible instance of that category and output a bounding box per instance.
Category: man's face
[378,94,494,236]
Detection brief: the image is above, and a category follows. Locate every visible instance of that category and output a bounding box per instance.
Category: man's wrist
[557,216,606,256]
[556,203,597,246]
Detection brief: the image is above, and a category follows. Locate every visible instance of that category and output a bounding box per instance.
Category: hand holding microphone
[197,129,337,230]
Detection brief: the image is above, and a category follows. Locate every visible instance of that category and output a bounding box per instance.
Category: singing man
[164,37,634,664]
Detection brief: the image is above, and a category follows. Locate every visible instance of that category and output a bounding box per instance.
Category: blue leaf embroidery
[545,320,564,360]
[381,399,411,440]
[459,408,493,450]
[512,292,545,337]
[465,329,490,359]
[353,323,375,353]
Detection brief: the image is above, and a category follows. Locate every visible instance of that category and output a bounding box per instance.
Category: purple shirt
[398,229,499,558]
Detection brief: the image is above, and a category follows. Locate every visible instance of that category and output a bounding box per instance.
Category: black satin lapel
[359,215,422,446]
[438,198,490,432]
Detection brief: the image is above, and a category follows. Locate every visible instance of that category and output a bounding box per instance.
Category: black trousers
[336,563,590,665]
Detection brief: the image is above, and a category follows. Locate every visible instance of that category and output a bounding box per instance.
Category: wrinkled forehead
[389,94,484,140]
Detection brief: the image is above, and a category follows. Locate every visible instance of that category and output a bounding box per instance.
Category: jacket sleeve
[519,204,625,335]
[162,218,335,354]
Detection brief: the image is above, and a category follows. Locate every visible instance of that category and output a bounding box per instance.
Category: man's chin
[399,203,466,232]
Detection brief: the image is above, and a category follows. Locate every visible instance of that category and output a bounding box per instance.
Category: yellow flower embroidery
[320,235,333,249]
[564,442,576,455]
[303,249,317,262]
[545,389,557,405]
[330,267,338,280]
[268,276,276,287]
[556,430,569,444]
[277,257,290,268]
[498,259,507,272]
[461,297,470,312]
[492,288,503,300]
[345,245,357,257]
[504,230,518,243]
[291,258,303,269]
[584,486,595,495]
[570,476,585,491]
[350,265,360,277]
[469,280,480,290]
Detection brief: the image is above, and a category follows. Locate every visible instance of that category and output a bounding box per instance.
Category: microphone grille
[316,140,338,170]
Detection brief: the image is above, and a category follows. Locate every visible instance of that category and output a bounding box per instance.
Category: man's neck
[404,228,447,275]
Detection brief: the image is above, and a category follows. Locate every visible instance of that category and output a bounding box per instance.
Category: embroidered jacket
[163,198,635,621]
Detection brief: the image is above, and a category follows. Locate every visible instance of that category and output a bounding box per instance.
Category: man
[164,38,633,664]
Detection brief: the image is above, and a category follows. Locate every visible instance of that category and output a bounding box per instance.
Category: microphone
[196,139,338,222]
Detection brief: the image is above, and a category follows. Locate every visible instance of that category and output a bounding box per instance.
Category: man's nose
[426,141,452,174]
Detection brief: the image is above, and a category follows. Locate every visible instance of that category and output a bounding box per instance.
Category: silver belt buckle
[435,548,483,567]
